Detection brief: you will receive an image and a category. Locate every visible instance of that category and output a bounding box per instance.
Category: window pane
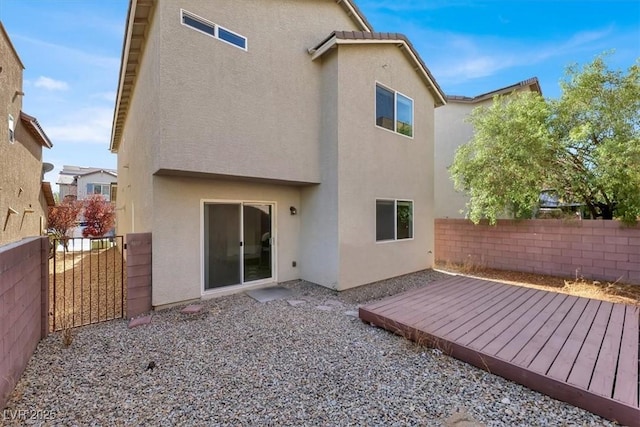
[183,14,216,37]
[376,85,394,131]
[86,184,94,194]
[376,200,395,241]
[396,94,413,137]
[218,27,246,49]
[396,201,413,239]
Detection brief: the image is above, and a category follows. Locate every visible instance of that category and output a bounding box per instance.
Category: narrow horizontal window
[181,9,247,51]
[182,13,216,37]
[218,26,246,49]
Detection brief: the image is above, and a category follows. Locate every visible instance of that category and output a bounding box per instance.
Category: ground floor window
[376,199,413,241]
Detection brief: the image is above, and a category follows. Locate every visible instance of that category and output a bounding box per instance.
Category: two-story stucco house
[58,165,118,202]
[434,78,541,219]
[110,0,446,308]
[0,22,54,246]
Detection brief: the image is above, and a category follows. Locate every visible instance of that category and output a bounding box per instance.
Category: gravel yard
[6,270,615,426]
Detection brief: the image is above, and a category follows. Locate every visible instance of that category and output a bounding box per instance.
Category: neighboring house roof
[446,77,541,104]
[42,182,55,207]
[0,21,25,69]
[19,112,53,148]
[109,0,373,152]
[60,165,117,177]
[310,31,446,107]
[57,175,75,185]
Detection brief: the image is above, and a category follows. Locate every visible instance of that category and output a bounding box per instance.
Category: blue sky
[1,0,638,191]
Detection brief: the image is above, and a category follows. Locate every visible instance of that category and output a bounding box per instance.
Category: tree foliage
[451,55,640,224]
[82,194,116,237]
[48,199,82,249]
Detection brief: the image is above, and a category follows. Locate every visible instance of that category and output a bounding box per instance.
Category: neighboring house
[58,165,118,202]
[434,78,541,218]
[0,22,54,246]
[110,0,446,308]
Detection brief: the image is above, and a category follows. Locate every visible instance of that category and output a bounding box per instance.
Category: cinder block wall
[126,233,152,317]
[435,219,640,285]
[0,237,49,409]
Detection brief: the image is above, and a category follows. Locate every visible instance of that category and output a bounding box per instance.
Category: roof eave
[19,112,52,148]
[338,0,373,32]
[0,22,25,69]
[447,77,542,104]
[110,0,155,153]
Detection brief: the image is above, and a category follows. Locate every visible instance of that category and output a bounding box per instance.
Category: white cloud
[412,27,614,85]
[14,34,119,71]
[45,107,113,145]
[34,76,69,91]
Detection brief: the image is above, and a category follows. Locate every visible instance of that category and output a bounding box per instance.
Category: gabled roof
[0,21,25,69]
[310,31,447,107]
[109,0,373,152]
[19,112,52,148]
[60,165,117,177]
[446,77,541,104]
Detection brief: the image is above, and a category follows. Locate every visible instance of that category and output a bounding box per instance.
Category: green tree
[451,55,640,224]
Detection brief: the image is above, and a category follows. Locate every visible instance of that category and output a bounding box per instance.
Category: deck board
[546,298,601,382]
[359,276,640,426]
[566,301,613,389]
[614,305,639,406]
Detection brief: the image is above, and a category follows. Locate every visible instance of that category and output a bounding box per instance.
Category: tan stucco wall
[332,45,435,290]
[0,29,46,246]
[298,50,340,289]
[116,9,160,236]
[434,101,477,218]
[153,0,359,184]
[151,175,301,307]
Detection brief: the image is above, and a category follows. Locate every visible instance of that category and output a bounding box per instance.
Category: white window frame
[375,198,414,243]
[87,183,111,200]
[180,9,248,51]
[8,114,15,143]
[200,199,277,298]
[375,82,414,139]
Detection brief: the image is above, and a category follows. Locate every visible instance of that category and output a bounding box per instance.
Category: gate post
[40,236,49,339]
[125,233,152,318]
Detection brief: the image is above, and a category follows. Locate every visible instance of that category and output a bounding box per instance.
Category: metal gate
[50,236,125,331]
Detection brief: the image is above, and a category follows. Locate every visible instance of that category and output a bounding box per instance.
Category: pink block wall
[435,219,640,285]
[0,236,49,409]
[126,233,152,318]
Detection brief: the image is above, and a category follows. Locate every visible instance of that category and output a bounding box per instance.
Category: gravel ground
[5,270,615,426]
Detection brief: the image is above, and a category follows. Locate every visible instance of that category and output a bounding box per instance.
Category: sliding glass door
[204,202,273,291]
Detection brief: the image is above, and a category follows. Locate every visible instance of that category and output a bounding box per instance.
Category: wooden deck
[359,276,640,426]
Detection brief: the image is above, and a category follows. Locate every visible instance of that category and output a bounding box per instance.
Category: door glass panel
[204,204,241,289]
[243,204,272,282]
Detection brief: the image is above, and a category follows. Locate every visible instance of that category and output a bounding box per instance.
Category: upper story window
[376,199,413,242]
[375,84,414,138]
[8,114,15,143]
[87,183,111,201]
[181,9,247,51]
